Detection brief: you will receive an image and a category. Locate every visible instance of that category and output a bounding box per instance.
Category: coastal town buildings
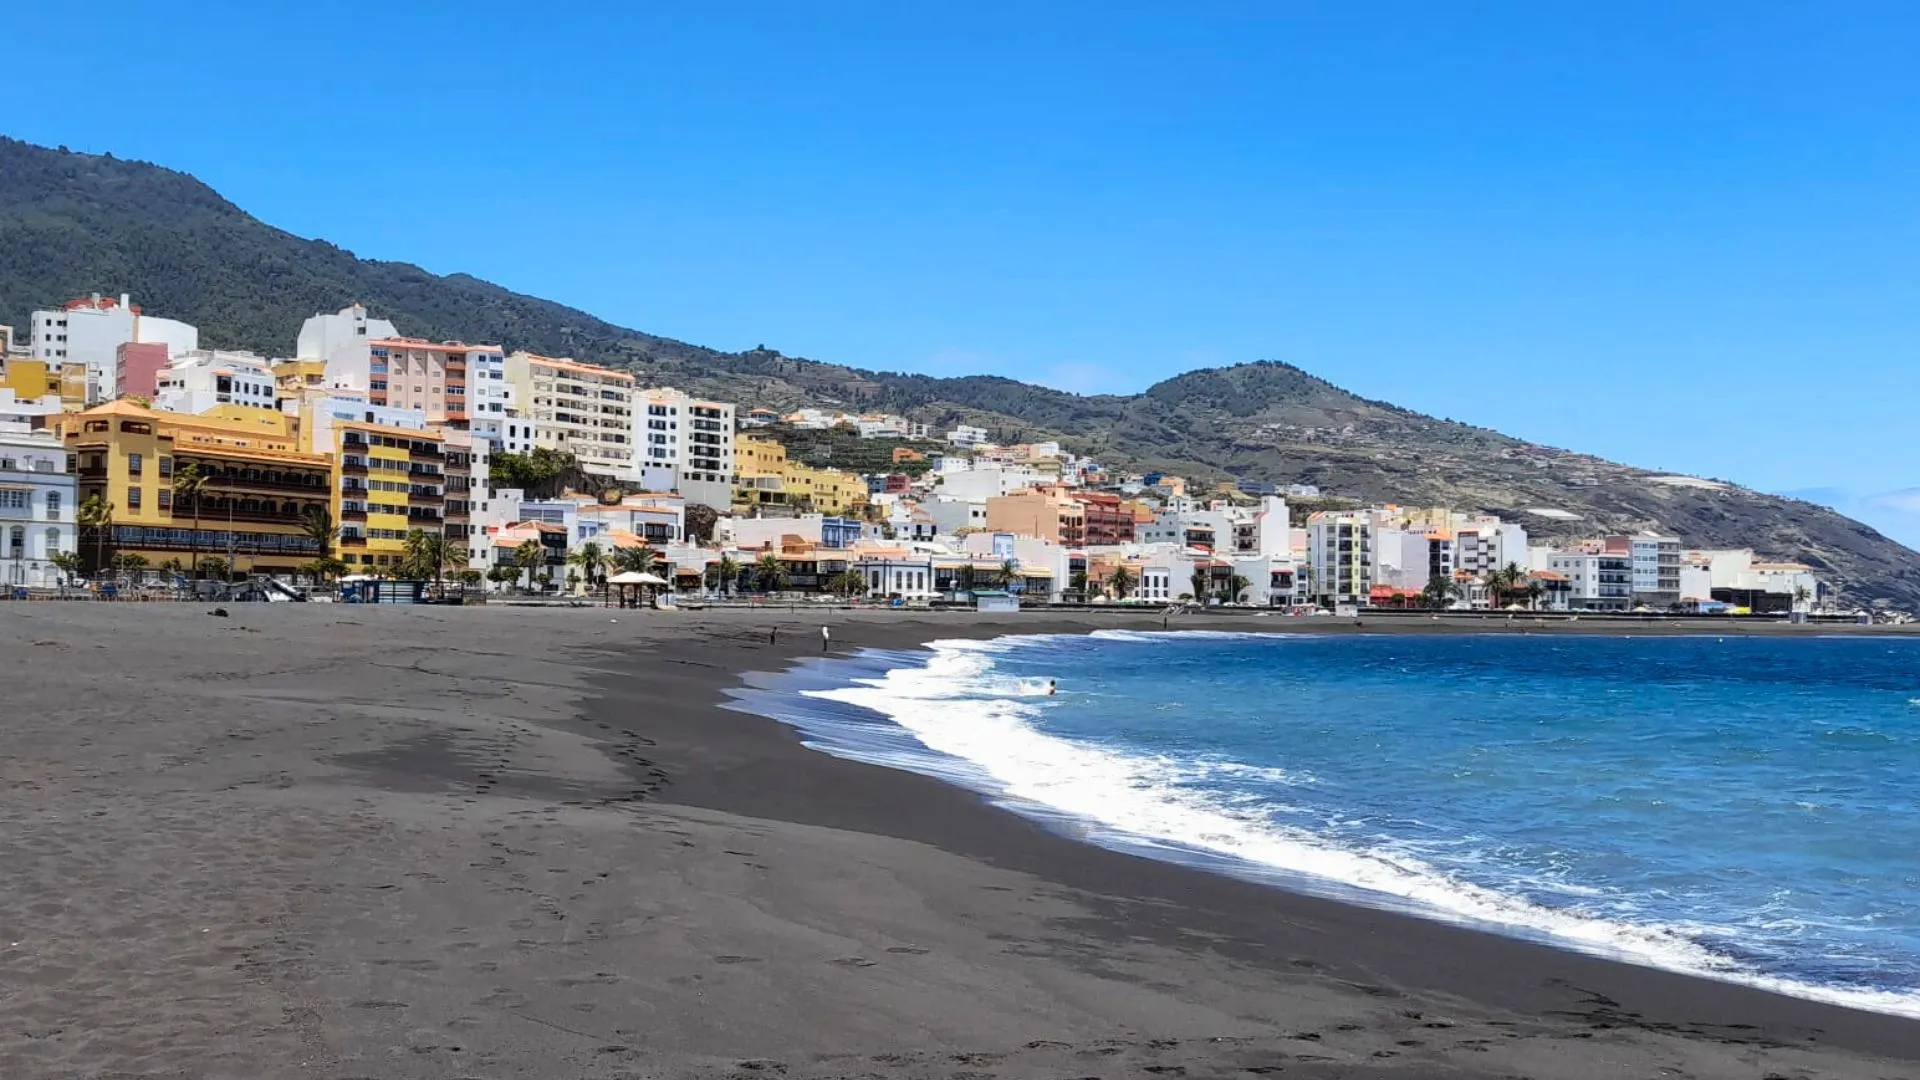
[115,342,170,400]
[29,294,199,401]
[153,350,278,415]
[1306,511,1373,606]
[0,428,76,588]
[634,387,736,487]
[332,416,445,573]
[58,400,331,577]
[502,351,635,478]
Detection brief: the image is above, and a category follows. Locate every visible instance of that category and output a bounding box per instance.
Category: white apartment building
[30,294,199,401]
[153,350,278,415]
[296,303,398,389]
[633,387,736,486]
[0,388,65,429]
[947,424,990,448]
[1454,521,1530,578]
[1372,526,1455,592]
[937,466,1043,501]
[1305,512,1373,606]
[502,352,636,478]
[1547,551,1633,611]
[1626,534,1682,608]
[0,429,77,588]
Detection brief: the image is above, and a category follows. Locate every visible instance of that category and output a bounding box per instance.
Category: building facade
[366,338,508,433]
[1305,512,1373,606]
[333,420,446,573]
[153,350,279,415]
[0,429,76,587]
[59,401,331,576]
[502,352,636,477]
[30,294,199,401]
[634,387,736,486]
[1626,535,1683,609]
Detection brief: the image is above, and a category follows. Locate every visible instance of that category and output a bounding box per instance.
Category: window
[126,487,143,509]
[0,490,25,510]
[127,453,142,475]
[46,492,59,517]
[158,490,171,510]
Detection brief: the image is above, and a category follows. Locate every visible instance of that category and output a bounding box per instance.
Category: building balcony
[199,470,329,494]
[409,445,444,460]
[341,460,368,475]
[340,534,367,546]
[341,508,368,522]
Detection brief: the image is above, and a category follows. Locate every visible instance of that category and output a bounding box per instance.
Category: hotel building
[502,352,635,477]
[59,401,332,576]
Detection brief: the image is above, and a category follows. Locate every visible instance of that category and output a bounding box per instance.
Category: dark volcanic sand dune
[1,604,1915,1078]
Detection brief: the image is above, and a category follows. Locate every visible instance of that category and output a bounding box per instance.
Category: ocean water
[724,630,1920,1017]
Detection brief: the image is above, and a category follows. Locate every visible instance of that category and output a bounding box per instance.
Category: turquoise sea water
[727,631,1920,1016]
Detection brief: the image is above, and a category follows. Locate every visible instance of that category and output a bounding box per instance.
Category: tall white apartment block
[633,387,736,486]
[1305,511,1373,606]
[29,293,199,401]
[501,351,635,477]
[153,350,278,415]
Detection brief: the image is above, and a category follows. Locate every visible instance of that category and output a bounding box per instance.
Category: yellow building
[733,433,868,516]
[2,358,89,409]
[332,420,447,572]
[58,400,333,575]
[271,358,329,399]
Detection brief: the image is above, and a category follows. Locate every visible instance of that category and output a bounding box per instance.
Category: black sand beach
[3,604,1917,1079]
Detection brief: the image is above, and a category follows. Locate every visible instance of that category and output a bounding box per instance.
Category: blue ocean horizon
[726,630,1920,1017]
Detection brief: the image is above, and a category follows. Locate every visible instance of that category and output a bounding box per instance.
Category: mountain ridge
[3,135,1915,608]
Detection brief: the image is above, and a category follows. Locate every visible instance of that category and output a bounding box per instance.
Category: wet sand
[1,603,1915,1078]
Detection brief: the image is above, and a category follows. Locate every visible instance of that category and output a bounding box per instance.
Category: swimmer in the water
[1047,679,1057,696]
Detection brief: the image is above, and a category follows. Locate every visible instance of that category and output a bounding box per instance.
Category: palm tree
[711,554,741,597]
[828,570,866,598]
[1106,564,1136,601]
[1422,574,1457,609]
[569,541,607,592]
[997,558,1018,588]
[172,463,209,579]
[78,494,114,578]
[302,505,337,563]
[1229,573,1251,604]
[754,551,788,594]
[1069,569,1089,602]
[1189,567,1211,604]
[1792,583,1812,613]
[514,540,544,592]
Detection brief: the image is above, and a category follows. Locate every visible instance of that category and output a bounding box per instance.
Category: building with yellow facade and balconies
[331,420,447,573]
[732,433,869,516]
[57,400,334,576]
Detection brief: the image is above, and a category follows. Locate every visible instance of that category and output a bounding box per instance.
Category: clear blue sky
[9,2,1919,545]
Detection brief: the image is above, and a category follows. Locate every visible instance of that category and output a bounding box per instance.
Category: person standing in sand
[821,625,831,654]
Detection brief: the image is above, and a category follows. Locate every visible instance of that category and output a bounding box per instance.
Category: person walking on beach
[821,625,831,654]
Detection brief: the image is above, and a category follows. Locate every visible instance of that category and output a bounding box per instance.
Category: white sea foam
[796,635,1920,1019]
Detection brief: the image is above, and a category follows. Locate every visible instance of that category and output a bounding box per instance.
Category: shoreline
[602,610,1920,1063]
[3,604,1915,1079]
[718,626,1920,1021]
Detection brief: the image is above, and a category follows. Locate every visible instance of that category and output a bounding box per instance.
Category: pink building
[114,341,170,400]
